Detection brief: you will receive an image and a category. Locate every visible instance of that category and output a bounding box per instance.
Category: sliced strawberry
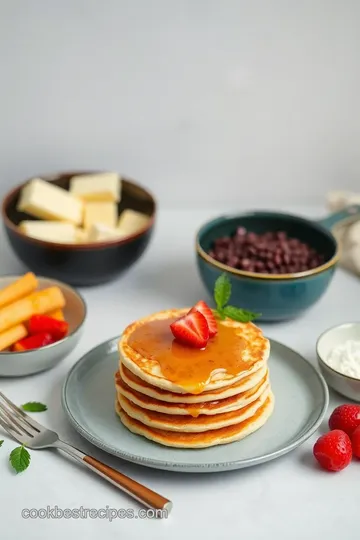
[170,311,209,348]
[189,300,218,337]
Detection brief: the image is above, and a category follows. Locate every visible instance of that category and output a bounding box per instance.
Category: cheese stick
[0,324,28,351]
[0,287,65,334]
[0,273,38,309]
[47,309,65,321]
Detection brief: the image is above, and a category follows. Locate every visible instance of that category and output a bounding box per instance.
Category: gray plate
[62,337,329,473]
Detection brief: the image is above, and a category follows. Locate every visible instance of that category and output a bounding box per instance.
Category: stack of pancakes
[115,309,274,448]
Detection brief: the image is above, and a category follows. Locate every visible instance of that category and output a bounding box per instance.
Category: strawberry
[351,425,360,458]
[170,311,209,348]
[328,404,360,435]
[313,429,352,472]
[189,300,218,337]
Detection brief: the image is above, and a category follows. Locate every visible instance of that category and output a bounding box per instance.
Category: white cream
[326,340,360,378]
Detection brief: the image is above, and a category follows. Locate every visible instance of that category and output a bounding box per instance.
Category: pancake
[116,307,274,448]
[115,369,270,416]
[119,362,268,403]
[119,308,270,394]
[115,392,275,448]
[117,385,271,432]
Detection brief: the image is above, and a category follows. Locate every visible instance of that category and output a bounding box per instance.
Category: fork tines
[0,392,41,439]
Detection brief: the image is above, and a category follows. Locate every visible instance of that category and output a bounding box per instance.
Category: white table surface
[1,206,359,540]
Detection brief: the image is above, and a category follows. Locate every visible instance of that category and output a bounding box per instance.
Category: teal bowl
[196,206,360,321]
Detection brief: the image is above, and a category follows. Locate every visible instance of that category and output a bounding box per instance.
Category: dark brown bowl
[2,171,156,286]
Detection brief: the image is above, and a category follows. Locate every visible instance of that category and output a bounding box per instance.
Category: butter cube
[75,228,89,243]
[17,178,83,225]
[88,223,126,242]
[83,202,117,230]
[69,172,121,202]
[19,221,76,243]
[117,209,150,236]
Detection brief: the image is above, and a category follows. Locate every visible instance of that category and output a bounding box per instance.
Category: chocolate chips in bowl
[208,228,325,275]
[195,209,357,320]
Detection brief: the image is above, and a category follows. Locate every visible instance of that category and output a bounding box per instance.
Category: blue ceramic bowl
[196,206,360,321]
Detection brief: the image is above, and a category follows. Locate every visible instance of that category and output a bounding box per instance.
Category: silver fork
[0,392,172,516]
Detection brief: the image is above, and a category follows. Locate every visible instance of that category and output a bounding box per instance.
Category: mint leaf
[223,305,261,323]
[0,440,3,447]
[214,274,231,311]
[21,402,47,412]
[9,445,31,473]
[212,272,261,323]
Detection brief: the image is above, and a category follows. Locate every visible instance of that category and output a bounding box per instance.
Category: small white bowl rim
[0,274,87,357]
[316,321,360,383]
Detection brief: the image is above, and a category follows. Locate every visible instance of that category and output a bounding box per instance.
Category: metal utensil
[0,392,172,516]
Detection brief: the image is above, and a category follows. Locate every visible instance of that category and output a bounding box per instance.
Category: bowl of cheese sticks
[0,272,86,376]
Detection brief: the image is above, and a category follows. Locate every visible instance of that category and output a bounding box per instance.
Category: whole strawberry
[313,429,352,471]
[328,404,360,435]
[351,425,360,459]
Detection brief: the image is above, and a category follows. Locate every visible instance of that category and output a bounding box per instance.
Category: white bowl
[317,322,360,402]
[0,275,87,377]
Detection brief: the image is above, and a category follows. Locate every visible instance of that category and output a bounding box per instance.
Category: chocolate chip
[283,253,291,264]
[215,250,227,263]
[247,232,258,243]
[227,256,239,267]
[255,261,265,271]
[274,254,282,266]
[240,258,251,269]
[247,245,257,256]
[208,228,324,275]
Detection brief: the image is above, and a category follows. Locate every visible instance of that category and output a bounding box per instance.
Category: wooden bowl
[2,171,156,286]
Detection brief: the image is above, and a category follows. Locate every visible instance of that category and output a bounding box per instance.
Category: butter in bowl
[17,174,150,243]
[2,171,156,286]
[0,273,86,377]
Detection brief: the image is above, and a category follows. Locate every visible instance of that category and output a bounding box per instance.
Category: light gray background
[0,0,359,208]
